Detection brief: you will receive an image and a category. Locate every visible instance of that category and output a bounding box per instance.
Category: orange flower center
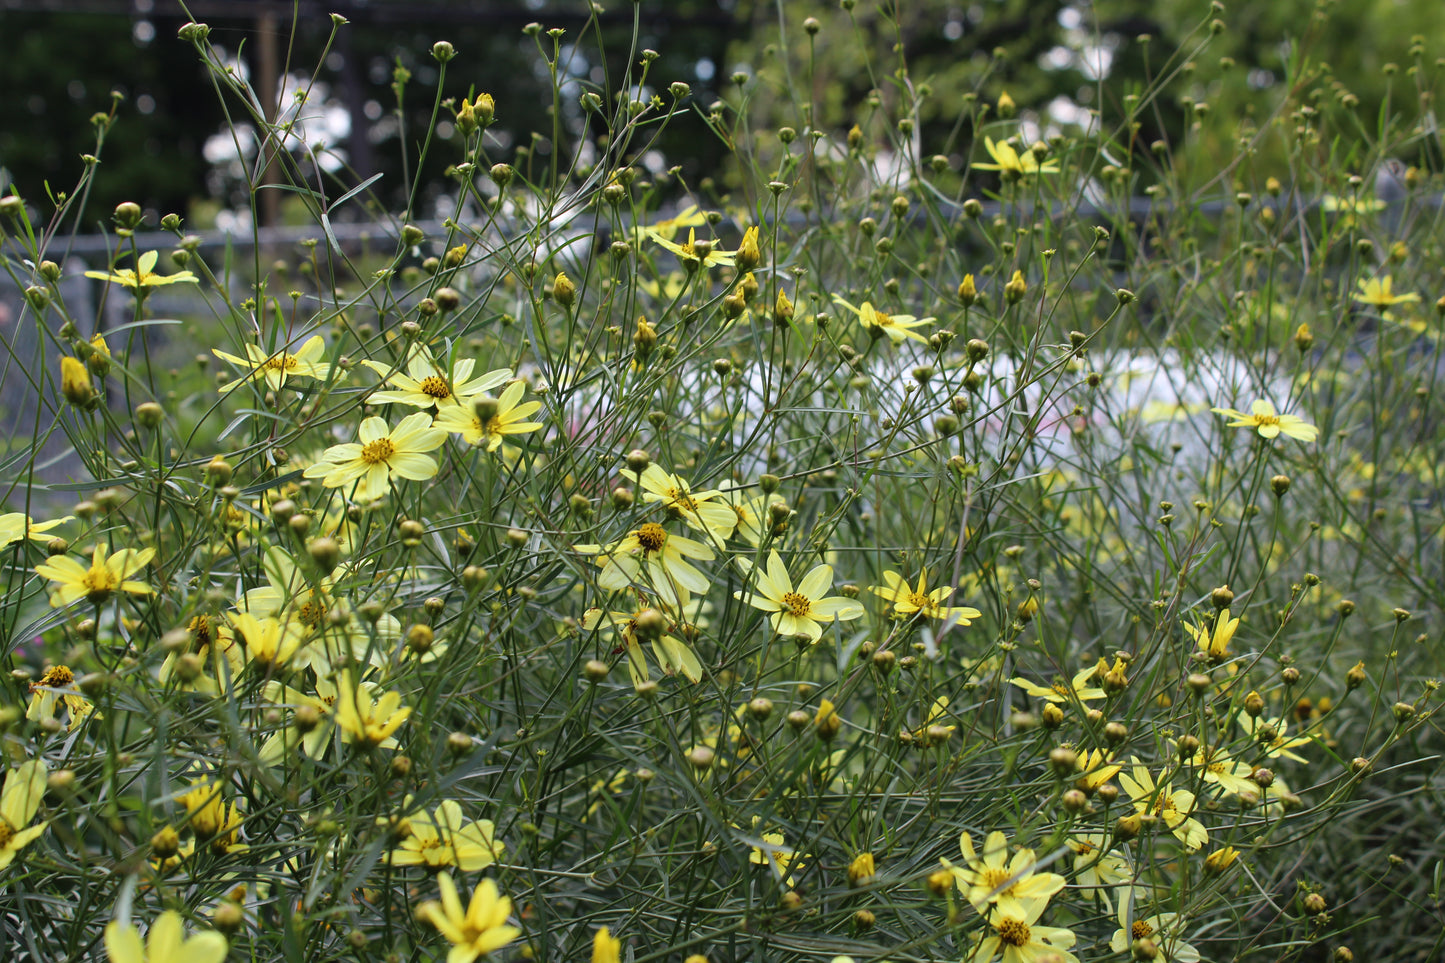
[635,523,667,553]
[981,867,1012,892]
[997,917,1031,947]
[781,592,813,618]
[419,376,451,399]
[263,353,299,372]
[297,595,328,628]
[36,665,75,688]
[0,818,15,847]
[1254,414,1280,427]
[1132,920,1155,939]
[189,615,215,646]
[361,438,397,464]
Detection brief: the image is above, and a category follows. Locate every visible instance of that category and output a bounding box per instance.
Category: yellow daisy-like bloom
[34,544,154,607]
[944,829,1066,919]
[734,549,865,644]
[389,799,505,872]
[26,664,96,731]
[104,910,228,963]
[1211,399,1318,442]
[1110,890,1200,963]
[748,827,810,887]
[1183,607,1239,662]
[416,873,520,963]
[230,611,307,671]
[576,522,714,601]
[591,926,621,963]
[1009,663,1107,704]
[362,345,511,409]
[870,568,982,626]
[0,512,72,551]
[581,605,704,685]
[633,203,707,243]
[1118,762,1208,851]
[623,463,736,537]
[832,296,932,345]
[434,380,544,452]
[157,614,244,694]
[649,227,736,269]
[85,250,199,290]
[303,411,448,501]
[1067,833,1130,909]
[213,334,330,394]
[176,777,243,841]
[334,670,411,749]
[971,136,1061,180]
[716,487,772,546]
[1353,275,1420,308]
[258,677,340,764]
[0,759,49,870]
[1237,710,1313,763]
[1073,747,1122,793]
[970,895,1079,963]
[1184,743,1257,797]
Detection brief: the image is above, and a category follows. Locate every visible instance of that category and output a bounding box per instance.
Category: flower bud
[431,41,456,62]
[61,357,94,406]
[474,93,495,126]
[552,271,576,308]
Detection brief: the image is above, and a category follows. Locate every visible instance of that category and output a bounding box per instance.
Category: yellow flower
[970,895,1078,963]
[258,677,341,763]
[363,344,511,409]
[1009,663,1106,704]
[212,334,330,394]
[1210,399,1318,442]
[634,203,706,242]
[60,356,94,405]
[416,874,520,963]
[1109,890,1198,963]
[575,522,714,603]
[748,827,810,887]
[734,549,865,644]
[1204,846,1240,874]
[389,799,505,872]
[971,136,1060,179]
[1237,710,1313,762]
[302,411,448,501]
[230,611,306,670]
[25,664,95,731]
[581,605,704,685]
[1184,743,1257,797]
[1118,761,1208,851]
[177,777,243,843]
[1066,833,1130,908]
[592,926,621,963]
[735,225,761,271]
[34,544,154,607]
[1183,607,1239,661]
[335,670,411,749]
[85,250,199,290]
[623,463,736,537]
[847,852,876,887]
[434,380,544,452]
[1072,748,1121,792]
[1353,275,1420,308]
[869,568,981,626]
[0,759,49,870]
[104,910,227,963]
[649,227,736,269]
[943,829,1066,918]
[0,512,71,551]
[832,296,932,345]
[158,615,244,694]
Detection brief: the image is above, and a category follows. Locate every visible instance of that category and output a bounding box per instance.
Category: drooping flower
[1009,663,1107,705]
[943,829,1066,918]
[303,411,448,501]
[748,826,810,887]
[1183,607,1239,662]
[832,296,932,345]
[157,614,245,694]
[363,344,511,409]
[85,250,199,290]
[870,569,982,626]
[213,335,331,394]
[0,759,49,870]
[34,544,154,607]
[389,799,505,872]
[25,664,95,731]
[103,910,228,963]
[435,381,544,452]
[0,512,72,551]
[1237,710,1314,763]
[416,874,520,963]
[334,670,411,749]
[1118,762,1208,851]
[734,549,865,643]
[1354,275,1420,308]
[581,604,704,685]
[1210,400,1318,442]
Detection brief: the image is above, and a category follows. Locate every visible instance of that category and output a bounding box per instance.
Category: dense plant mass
[2,5,1444,963]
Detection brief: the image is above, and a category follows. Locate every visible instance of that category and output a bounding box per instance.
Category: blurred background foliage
[2,0,1444,228]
